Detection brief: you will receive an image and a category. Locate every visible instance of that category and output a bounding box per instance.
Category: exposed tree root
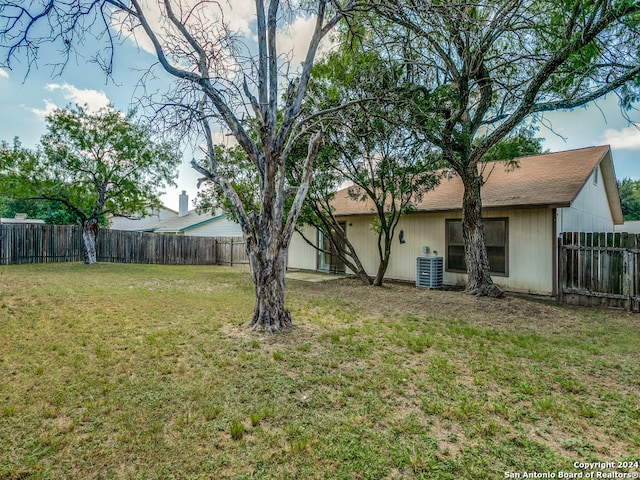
[466,283,505,298]
[249,310,293,333]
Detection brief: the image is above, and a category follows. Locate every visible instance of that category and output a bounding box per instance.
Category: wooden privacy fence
[558,232,640,311]
[0,224,85,264]
[0,224,248,267]
[214,237,248,267]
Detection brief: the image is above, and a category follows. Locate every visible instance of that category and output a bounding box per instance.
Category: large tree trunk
[81,220,98,265]
[247,244,292,332]
[461,174,504,298]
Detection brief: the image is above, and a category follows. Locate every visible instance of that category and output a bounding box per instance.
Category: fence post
[557,236,564,301]
[622,233,632,310]
[634,235,640,312]
[0,225,4,265]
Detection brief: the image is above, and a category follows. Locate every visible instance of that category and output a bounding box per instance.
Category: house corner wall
[559,165,616,233]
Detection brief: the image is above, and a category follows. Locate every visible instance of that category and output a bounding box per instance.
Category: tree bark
[461,173,504,298]
[247,244,292,332]
[373,231,392,287]
[373,258,390,286]
[372,208,403,287]
[328,237,373,285]
[354,265,374,286]
[81,219,98,265]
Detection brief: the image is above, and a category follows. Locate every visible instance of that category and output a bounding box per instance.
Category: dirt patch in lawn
[290,277,637,334]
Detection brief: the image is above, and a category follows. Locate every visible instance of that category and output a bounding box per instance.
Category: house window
[593,167,599,185]
[446,218,508,275]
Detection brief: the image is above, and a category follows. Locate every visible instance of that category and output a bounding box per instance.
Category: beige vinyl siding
[334,208,554,295]
[497,208,554,294]
[288,225,318,271]
[341,214,448,282]
[559,165,616,233]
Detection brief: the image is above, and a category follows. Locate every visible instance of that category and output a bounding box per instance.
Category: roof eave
[598,148,624,225]
[178,214,226,232]
[333,202,571,218]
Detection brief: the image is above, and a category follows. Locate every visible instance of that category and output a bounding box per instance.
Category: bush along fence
[0,224,248,267]
[558,232,640,312]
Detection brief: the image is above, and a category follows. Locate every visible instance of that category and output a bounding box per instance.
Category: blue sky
[539,98,640,182]
[0,8,639,211]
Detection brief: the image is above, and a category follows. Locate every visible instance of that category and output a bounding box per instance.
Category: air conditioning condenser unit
[416,256,443,289]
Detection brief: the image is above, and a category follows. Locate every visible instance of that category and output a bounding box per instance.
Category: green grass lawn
[0,263,639,479]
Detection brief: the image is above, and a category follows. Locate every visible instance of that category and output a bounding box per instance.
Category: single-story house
[0,213,45,224]
[137,191,242,237]
[288,145,623,297]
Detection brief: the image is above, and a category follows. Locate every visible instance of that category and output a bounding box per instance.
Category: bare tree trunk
[247,245,291,332]
[81,219,98,265]
[461,174,504,298]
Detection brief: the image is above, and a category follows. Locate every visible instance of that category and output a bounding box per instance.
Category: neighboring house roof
[0,213,45,224]
[142,209,229,234]
[108,206,178,231]
[330,145,623,223]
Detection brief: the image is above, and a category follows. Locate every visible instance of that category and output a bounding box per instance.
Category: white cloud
[601,125,640,150]
[277,16,317,66]
[31,83,111,118]
[30,99,59,118]
[219,0,254,35]
[0,69,9,79]
[209,130,238,147]
[46,83,111,111]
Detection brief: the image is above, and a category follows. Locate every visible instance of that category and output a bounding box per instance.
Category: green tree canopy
[302,47,441,286]
[0,196,79,224]
[618,178,640,221]
[480,128,545,163]
[0,105,181,263]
